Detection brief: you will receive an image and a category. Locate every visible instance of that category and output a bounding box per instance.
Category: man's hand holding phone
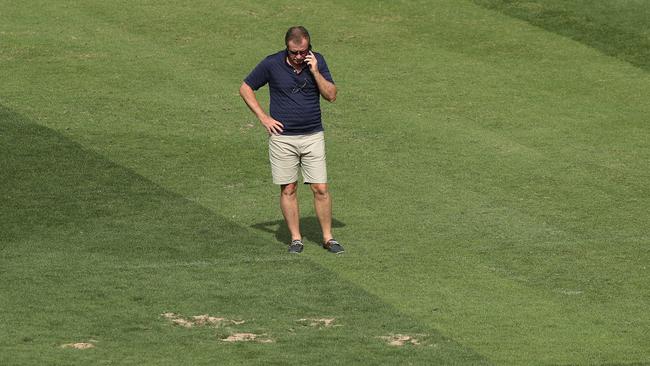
[305,51,318,73]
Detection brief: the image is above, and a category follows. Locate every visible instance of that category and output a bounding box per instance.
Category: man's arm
[312,72,337,102]
[306,52,337,103]
[239,82,284,135]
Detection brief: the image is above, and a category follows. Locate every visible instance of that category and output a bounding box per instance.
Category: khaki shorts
[268,131,327,185]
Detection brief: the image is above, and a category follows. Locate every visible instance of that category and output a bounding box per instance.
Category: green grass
[0,108,485,365]
[2,0,649,365]
[474,0,650,71]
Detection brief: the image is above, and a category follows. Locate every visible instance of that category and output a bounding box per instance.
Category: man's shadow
[251,216,346,246]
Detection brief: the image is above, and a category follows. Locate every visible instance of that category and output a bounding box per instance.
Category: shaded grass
[0,107,488,365]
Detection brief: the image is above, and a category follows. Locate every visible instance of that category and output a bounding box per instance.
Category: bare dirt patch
[240,123,255,132]
[61,342,95,350]
[192,315,227,326]
[379,334,421,346]
[559,289,583,295]
[221,333,273,343]
[161,312,244,328]
[297,318,337,328]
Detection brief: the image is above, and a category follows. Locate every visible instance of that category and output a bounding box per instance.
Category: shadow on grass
[0,105,268,258]
[251,216,346,247]
[0,104,490,365]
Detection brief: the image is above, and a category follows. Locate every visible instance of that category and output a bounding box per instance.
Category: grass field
[1,1,649,365]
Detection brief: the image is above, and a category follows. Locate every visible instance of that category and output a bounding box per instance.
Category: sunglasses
[287,49,310,56]
[287,44,312,57]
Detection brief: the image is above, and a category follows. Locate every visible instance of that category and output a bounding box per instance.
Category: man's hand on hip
[261,115,284,135]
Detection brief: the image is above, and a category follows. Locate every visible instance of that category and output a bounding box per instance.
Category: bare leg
[280,182,301,241]
[311,183,332,243]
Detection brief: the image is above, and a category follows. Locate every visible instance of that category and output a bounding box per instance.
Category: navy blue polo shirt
[244,50,334,135]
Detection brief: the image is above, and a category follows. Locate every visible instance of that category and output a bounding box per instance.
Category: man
[239,26,344,254]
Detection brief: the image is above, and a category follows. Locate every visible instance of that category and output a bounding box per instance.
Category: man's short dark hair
[285,26,310,46]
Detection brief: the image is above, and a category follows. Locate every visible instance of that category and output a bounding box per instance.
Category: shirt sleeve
[244,59,270,90]
[317,54,335,84]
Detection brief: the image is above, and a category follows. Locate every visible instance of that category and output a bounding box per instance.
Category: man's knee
[310,183,329,198]
[281,182,298,197]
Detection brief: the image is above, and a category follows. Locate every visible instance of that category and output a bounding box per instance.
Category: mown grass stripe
[473,0,650,72]
[2,0,649,364]
[1,106,490,365]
